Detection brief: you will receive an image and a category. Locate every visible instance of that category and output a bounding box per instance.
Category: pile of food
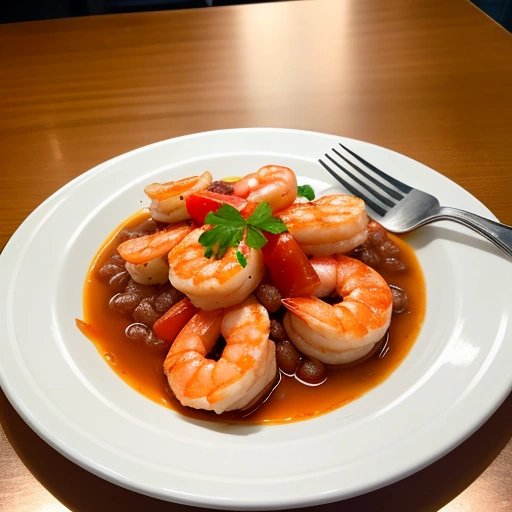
[81,165,424,422]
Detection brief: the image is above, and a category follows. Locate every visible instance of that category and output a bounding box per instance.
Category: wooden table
[1,0,511,510]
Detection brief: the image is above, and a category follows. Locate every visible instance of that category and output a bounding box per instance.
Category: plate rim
[1,127,511,510]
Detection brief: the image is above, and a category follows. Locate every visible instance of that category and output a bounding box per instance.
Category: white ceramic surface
[1,128,511,510]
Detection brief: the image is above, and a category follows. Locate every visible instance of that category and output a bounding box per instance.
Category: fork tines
[319,143,411,217]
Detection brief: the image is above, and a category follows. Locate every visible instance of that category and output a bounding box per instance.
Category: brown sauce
[78,210,426,425]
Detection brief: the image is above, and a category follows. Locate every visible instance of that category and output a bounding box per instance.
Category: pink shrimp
[164,297,277,414]
[282,255,392,365]
[278,194,369,256]
[117,222,192,285]
[233,165,297,212]
[167,225,264,310]
[144,171,212,223]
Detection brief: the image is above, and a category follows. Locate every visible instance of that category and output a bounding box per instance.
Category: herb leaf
[199,201,287,264]
[236,250,248,268]
[198,225,224,246]
[204,204,246,226]
[257,217,288,234]
[297,184,315,201]
[247,202,273,226]
[248,202,288,233]
[246,225,268,249]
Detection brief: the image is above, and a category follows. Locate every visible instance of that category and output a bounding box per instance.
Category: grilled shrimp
[117,222,192,285]
[233,165,297,212]
[144,171,212,223]
[282,255,392,365]
[168,226,264,310]
[278,194,368,256]
[164,297,277,414]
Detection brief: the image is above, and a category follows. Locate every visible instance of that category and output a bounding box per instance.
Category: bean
[377,239,401,258]
[367,221,387,246]
[270,319,287,343]
[296,359,327,386]
[256,284,282,313]
[132,298,160,327]
[154,288,183,314]
[117,229,147,243]
[119,218,160,241]
[380,256,406,273]
[98,262,124,281]
[276,340,301,375]
[125,279,155,298]
[133,218,159,233]
[125,323,167,351]
[359,247,380,269]
[108,270,130,293]
[110,254,125,266]
[207,180,234,195]
[125,322,151,342]
[390,285,409,313]
[109,292,141,315]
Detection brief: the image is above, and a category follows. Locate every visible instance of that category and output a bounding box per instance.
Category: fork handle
[436,207,512,258]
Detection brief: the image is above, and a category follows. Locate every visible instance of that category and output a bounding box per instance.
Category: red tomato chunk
[262,233,320,297]
[152,298,198,343]
[186,191,248,225]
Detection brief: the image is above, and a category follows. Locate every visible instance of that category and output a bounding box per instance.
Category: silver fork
[319,143,512,259]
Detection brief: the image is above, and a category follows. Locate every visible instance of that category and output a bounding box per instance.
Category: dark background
[0,0,277,21]
[1,0,511,31]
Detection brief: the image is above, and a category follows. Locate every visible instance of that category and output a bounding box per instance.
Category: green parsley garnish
[297,184,315,201]
[198,202,287,267]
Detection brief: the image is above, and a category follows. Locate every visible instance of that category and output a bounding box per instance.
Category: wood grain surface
[1,0,511,511]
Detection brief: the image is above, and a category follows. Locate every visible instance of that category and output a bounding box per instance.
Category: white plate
[1,128,511,510]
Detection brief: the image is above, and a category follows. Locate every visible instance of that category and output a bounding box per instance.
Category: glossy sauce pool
[79,211,426,425]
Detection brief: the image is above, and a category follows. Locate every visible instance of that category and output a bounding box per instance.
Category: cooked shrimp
[309,257,337,298]
[117,222,192,285]
[124,257,170,285]
[164,297,277,414]
[282,255,392,365]
[233,165,297,212]
[144,171,212,223]
[278,194,369,256]
[168,225,264,310]
[118,222,192,264]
